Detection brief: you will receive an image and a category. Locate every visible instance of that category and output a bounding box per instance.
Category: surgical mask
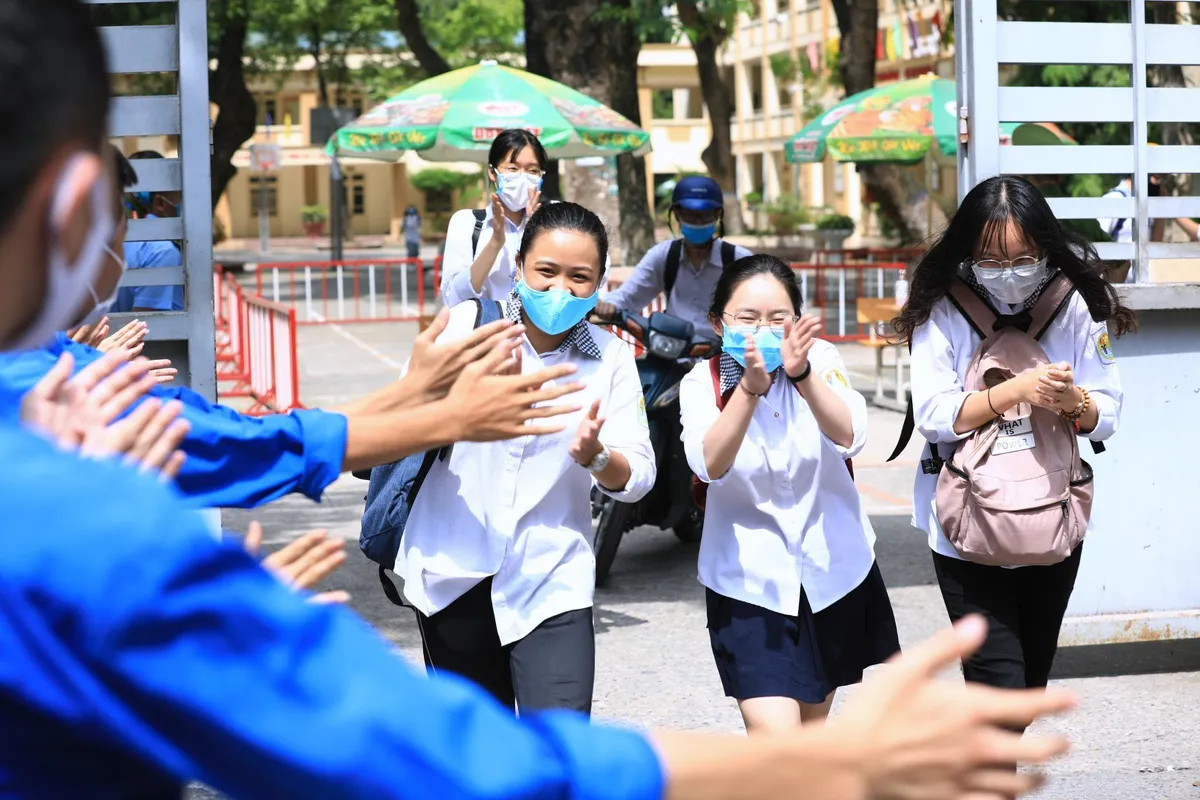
[8,156,115,351]
[496,172,542,213]
[970,257,1050,305]
[75,244,128,328]
[721,325,784,375]
[516,278,598,335]
[680,222,717,246]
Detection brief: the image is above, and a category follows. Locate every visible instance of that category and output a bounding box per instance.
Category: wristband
[787,362,812,384]
[739,380,768,398]
[987,386,999,417]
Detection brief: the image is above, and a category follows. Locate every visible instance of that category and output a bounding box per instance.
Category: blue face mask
[680,222,717,246]
[721,325,784,375]
[516,278,599,335]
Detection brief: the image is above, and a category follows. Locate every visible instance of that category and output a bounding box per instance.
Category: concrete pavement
[192,321,1199,800]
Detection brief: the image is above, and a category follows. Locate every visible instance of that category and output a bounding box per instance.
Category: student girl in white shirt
[440,129,545,306]
[894,174,1132,696]
[680,254,899,734]
[398,201,655,715]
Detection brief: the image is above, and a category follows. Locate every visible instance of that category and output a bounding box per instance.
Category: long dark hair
[893,175,1136,342]
[708,254,802,321]
[488,129,548,172]
[518,201,608,277]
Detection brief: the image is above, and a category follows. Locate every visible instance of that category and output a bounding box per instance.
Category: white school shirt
[602,239,753,331]
[679,340,876,615]
[909,285,1123,562]
[397,296,656,645]
[440,205,526,306]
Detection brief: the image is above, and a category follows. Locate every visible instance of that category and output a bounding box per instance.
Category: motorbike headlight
[648,331,687,359]
[652,382,680,409]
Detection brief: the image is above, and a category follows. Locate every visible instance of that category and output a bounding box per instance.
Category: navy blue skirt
[705,562,900,703]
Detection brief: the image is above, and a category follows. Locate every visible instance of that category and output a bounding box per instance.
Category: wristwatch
[584,445,611,474]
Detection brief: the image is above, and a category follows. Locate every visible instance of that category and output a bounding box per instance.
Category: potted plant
[301,205,328,237]
[764,195,810,240]
[816,212,856,250]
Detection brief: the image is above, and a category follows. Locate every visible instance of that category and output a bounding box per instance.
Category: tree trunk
[523,0,654,263]
[606,1,655,264]
[309,22,331,108]
[677,0,745,234]
[522,0,560,199]
[830,0,945,242]
[395,0,451,77]
[209,0,258,211]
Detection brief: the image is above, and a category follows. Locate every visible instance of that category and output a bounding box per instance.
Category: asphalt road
[190,322,1199,800]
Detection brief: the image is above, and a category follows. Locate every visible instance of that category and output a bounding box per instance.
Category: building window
[350,174,366,216]
[281,96,301,128]
[248,176,278,216]
[686,90,704,119]
[258,97,277,126]
[749,64,764,115]
[651,89,675,120]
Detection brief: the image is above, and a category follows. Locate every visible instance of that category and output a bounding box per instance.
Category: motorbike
[590,309,720,586]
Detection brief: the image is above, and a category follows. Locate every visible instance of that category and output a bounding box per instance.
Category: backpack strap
[720,240,737,268]
[663,239,685,297]
[470,208,487,257]
[1028,274,1075,341]
[946,277,996,339]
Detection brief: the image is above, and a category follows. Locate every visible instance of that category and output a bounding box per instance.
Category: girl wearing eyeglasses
[893,175,1133,698]
[441,129,546,305]
[679,254,899,734]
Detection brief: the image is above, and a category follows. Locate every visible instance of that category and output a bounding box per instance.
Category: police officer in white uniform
[594,175,751,331]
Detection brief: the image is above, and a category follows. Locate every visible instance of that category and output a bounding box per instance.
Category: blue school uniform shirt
[0,421,664,800]
[0,334,346,508]
[114,214,185,312]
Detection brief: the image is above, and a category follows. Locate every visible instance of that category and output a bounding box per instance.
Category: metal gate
[92,0,216,399]
[954,0,1200,644]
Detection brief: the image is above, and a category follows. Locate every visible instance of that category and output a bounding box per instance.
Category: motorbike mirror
[688,341,716,358]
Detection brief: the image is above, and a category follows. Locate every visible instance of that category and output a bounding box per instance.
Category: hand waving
[99,319,148,355]
[782,315,821,379]
[489,193,507,238]
[569,399,605,466]
[406,307,522,404]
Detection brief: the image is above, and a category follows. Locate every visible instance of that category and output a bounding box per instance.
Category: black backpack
[470,208,487,256]
[663,238,738,296]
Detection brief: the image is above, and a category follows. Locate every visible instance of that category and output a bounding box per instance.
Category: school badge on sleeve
[823,367,851,389]
[1096,331,1115,366]
[637,395,648,427]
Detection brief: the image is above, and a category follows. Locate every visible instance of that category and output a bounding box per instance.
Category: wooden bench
[856,298,908,411]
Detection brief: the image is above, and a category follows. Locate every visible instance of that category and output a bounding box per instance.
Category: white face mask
[7,155,114,351]
[971,257,1049,305]
[75,244,128,328]
[496,172,541,213]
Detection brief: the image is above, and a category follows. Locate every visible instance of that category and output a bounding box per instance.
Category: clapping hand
[569,399,605,467]
[1036,362,1079,412]
[782,315,821,379]
[69,318,110,348]
[99,319,149,356]
[739,336,773,396]
[243,521,350,605]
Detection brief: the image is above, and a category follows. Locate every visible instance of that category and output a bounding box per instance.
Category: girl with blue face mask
[396,201,656,717]
[679,254,899,735]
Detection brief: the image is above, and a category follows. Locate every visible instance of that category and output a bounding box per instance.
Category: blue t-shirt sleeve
[1,438,664,800]
[127,242,183,311]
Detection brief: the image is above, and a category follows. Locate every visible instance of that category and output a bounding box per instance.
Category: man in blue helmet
[594,175,751,331]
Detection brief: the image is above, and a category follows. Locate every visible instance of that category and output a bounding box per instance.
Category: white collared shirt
[602,238,753,331]
[397,298,656,645]
[679,340,876,615]
[909,288,1123,561]
[441,205,526,306]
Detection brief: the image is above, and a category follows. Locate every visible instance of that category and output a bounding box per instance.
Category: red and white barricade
[255,258,435,324]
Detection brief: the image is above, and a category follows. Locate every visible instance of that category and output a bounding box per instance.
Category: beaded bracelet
[1061,386,1091,426]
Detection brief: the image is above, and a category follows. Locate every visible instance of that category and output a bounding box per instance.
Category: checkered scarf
[505,289,604,360]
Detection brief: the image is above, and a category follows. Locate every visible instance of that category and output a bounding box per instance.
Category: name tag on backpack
[993,416,1036,455]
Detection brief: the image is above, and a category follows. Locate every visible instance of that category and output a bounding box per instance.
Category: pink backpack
[934,275,1094,566]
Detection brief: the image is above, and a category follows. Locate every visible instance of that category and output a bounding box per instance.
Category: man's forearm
[342,402,462,472]
[654,728,866,800]
[333,376,423,418]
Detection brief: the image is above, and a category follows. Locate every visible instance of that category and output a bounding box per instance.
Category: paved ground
[195,321,1200,800]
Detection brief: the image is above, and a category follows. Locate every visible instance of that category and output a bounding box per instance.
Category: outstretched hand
[244,522,350,604]
[569,399,605,466]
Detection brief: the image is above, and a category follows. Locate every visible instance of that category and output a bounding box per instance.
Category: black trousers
[415,577,596,715]
[932,546,1084,691]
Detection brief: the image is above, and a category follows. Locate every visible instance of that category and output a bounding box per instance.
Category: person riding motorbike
[593,176,751,330]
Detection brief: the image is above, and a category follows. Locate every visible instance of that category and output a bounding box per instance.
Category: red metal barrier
[812,247,923,266]
[213,266,304,414]
[790,261,906,342]
[254,259,432,324]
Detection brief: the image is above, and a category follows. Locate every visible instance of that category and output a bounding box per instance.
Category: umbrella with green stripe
[786,74,1074,164]
[326,60,651,162]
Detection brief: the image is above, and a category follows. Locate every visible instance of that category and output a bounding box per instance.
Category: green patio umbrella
[326,60,651,162]
[785,74,1074,164]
